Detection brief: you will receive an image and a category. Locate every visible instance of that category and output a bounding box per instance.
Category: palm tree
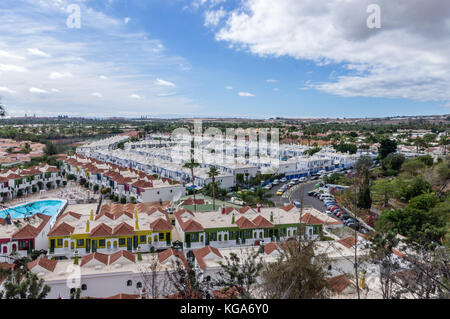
[183,157,200,212]
[439,134,448,155]
[252,186,275,207]
[207,166,220,210]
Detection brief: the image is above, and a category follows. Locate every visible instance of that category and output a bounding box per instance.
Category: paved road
[270,180,324,212]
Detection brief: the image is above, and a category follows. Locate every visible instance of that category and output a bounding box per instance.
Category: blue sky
[0,0,449,118]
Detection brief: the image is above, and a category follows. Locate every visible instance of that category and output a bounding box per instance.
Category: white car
[299,177,307,182]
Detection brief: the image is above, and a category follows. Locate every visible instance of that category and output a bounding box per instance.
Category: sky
[0,0,449,119]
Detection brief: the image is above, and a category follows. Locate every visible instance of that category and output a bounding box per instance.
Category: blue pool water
[0,200,66,219]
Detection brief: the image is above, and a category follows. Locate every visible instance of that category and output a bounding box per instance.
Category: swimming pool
[0,199,67,220]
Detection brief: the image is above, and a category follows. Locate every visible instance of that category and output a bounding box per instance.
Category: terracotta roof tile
[90,223,113,237]
[109,250,136,264]
[235,216,257,229]
[300,213,324,225]
[150,218,173,231]
[28,257,58,272]
[48,222,75,237]
[193,246,223,269]
[80,252,109,267]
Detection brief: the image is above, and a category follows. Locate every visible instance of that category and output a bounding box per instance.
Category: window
[159,233,165,240]
[119,238,126,246]
[136,282,142,288]
[218,234,222,241]
[127,280,132,286]
[140,235,146,243]
[57,239,63,247]
[81,284,87,291]
[99,239,106,247]
[206,276,211,282]
[224,234,228,241]
[191,233,198,242]
[77,239,84,247]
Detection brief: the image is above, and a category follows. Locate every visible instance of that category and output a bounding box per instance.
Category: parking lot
[267,175,370,235]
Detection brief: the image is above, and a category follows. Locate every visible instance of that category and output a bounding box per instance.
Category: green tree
[371,179,395,207]
[207,166,220,210]
[214,249,264,299]
[379,138,397,159]
[183,157,200,212]
[261,236,330,299]
[0,263,51,299]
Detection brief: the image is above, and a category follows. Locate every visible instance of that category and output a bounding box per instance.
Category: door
[50,239,55,254]
[127,238,132,251]
[92,240,97,252]
[133,236,138,250]
[86,239,91,253]
[205,233,209,246]
[240,231,245,244]
[185,234,191,248]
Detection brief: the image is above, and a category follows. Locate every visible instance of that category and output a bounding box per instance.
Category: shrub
[120,197,126,204]
[109,194,114,200]
[113,195,119,202]
[130,196,136,204]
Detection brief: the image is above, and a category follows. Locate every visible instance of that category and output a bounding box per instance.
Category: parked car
[336,211,344,217]
[299,177,307,182]
[310,176,319,180]
[293,200,301,208]
[276,190,284,196]
[262,185,271,190]
[329,206,340,212]
[280,177,288,183]
[273,180,279,185]
[325,211,334,216]
[360,228,369,234]
[308,191,316,196]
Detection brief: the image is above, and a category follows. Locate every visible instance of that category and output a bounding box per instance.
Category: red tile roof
[263,242,279,255]
[112,222,135,236]
[90,223,113,237]
[81,252,109,267]
[193,246,223,269]
[252,215,274,228]
[281,204,295,212]
[12,214,51,240]
[150,218,173,231]
[109,250,136,264]
[300,213,324,225]
[235,216,257,229]
[158,249,188,268]
[326,275,354,294]
[28,257,58,272]
[238,206,254,214]
[337,236,357,249]
[48,222,75,237]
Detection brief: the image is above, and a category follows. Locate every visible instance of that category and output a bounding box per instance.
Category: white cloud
[129,94,141,99]
[213,0,450,104]
[266,79,278,83]
[0,0,200,117]
[0,64,27,72]
[27,48,51,58]
[0,50,24,60]
[0,87,17,94]
[273,88,279,91]
[238,92,255,97]
[91,92,103,98]
[156,78,176,87]
[124,17,131,24]
[225,85,233,90]
[29,87,49,94]
[204,8,226,27]
[49,72,73,79]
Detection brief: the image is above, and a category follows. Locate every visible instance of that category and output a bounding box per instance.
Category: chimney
[85,220,90,232]
[257,203,261,213]
[221,203,225,215]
